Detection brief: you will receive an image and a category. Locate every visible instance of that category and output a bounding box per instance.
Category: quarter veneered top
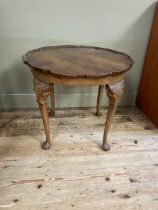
[23,45,134,78]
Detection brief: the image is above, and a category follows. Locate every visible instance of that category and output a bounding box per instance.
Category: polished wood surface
[137,3,158,128]
[23,45,133,150]
[23,45,133,79]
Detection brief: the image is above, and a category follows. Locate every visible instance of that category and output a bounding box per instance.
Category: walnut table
[23,45,133,151]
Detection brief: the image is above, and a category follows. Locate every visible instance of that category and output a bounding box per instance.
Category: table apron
[31,68,125,86]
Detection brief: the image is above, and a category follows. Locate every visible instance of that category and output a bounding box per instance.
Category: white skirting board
[0,92,136,109]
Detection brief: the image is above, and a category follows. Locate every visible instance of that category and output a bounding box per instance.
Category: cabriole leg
[33,79,52,150]
[96,85,104,116]
[49,84,55,117]
[103,80,124,151]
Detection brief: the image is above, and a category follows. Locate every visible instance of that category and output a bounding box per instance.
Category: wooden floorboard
[0,107,158,210]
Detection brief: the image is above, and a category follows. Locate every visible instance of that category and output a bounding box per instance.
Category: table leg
[96,85,104,116]
[49,84,55,117]
[103,80,124,151]
[33,79,52,150]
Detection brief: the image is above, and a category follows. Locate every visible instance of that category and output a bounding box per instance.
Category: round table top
[23,45,134,79]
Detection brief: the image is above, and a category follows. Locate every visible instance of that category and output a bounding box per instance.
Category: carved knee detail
[106,80,124,106]
[33,79,52,105]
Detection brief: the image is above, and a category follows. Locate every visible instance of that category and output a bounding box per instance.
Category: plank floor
[0,107,158,210]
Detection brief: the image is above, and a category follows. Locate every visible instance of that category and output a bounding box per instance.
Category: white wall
[0,0,157,108]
